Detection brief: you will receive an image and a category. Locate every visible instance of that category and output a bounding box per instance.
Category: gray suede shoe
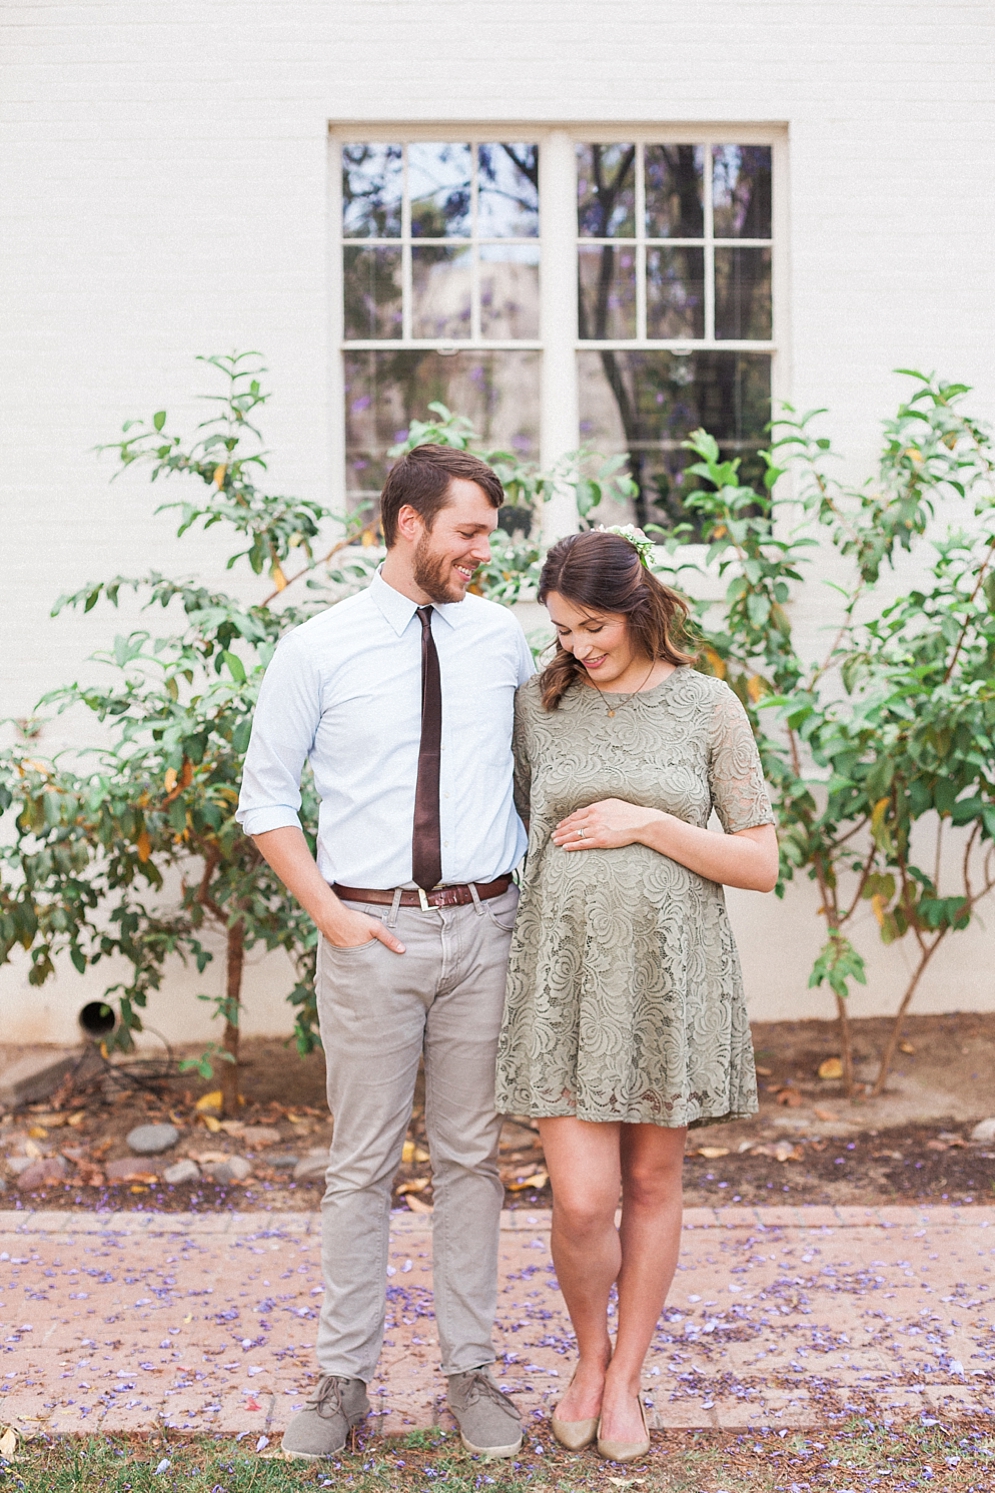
[447,1367,523,1458]
[281,1374,370,1459]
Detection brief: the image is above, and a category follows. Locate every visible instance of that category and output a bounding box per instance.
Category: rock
[17,1156,67,1190]
[970,1117,995,1144]
[163,1158,201,1185]
[269,1155,299,1169]
[127,1122,179,1155]
[6,1156,37,1176]
[294,1152,329,1181]
[0,1048,81,1108]
[203,1154,252,1185]
[241,1126,282,1150]
[105,1156,163,1183]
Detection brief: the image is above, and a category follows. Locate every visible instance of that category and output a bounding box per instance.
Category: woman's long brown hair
[537,530,696,710]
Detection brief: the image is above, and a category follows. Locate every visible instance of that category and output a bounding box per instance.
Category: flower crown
[595,524,655,569]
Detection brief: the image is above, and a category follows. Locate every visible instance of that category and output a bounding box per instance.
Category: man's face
[411,478,498,604]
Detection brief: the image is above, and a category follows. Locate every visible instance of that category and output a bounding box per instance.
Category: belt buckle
[417,887,430,912]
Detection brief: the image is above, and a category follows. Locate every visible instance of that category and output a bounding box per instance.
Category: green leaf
[153,410,167,432]
[221,650,246,683]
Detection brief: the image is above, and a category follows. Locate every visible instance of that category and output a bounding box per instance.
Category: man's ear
[394,503,426,545]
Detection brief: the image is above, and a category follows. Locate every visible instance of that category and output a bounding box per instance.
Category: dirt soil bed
[1,1012,992,1213]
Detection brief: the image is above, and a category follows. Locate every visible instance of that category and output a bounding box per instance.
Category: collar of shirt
[369,567,465,637]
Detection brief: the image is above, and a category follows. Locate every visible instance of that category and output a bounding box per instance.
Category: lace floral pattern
[495,666,774,1129]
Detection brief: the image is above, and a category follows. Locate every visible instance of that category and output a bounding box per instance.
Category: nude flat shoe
[550,1371,600,1451]
[550,1410,600,1451]
[596,1393,651,1463]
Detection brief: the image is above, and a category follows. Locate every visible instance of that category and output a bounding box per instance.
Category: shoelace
[458,1371,521,1419]
[308,1374,348,1418]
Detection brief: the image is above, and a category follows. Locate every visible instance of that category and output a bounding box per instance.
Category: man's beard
[412,535,471,604]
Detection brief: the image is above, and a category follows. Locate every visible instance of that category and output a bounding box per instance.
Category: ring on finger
[576,828,586,840]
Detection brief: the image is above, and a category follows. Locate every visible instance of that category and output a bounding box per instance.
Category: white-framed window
[330,127,786,528]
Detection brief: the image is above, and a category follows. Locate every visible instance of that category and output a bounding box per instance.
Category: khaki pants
[314,885,518,1382]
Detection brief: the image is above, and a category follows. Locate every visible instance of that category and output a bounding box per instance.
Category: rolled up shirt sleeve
[236,634,320,837]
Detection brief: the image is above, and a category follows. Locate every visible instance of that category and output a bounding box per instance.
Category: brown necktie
[412,606,443,890]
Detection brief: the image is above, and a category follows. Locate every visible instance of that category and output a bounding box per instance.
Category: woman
[495,528,777,1462]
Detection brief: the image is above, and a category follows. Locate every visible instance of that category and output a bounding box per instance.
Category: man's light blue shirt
[236,569,535,888]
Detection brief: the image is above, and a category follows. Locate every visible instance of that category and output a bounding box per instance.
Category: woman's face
[545,591,643,685]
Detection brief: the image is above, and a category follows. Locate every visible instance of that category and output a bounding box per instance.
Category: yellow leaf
[405,1194,433,1213]
[506,1171,548,1191]
[401,1139,416,1163]
[270,562,287,592]
[871,893,887,928]
[136,830,152,863]
[213,463,227,488]
[414,1146,430,1162]
[899,1040,916,1055]
[28,1125,48,1139]
[696,1146,729,1159]
[818,1057,843,1080]
[0,1428,17,1459]
[164,767,177,793]
[702,646,726,680]
[201,1115,222,1133]
[195,1090,224,1114]
[361,527,377,548]
[870,796,890,841]
[747,674,763,703]
[66,1111,86,1127]
[183,1313,193,1323]
[396,1178,430,1196]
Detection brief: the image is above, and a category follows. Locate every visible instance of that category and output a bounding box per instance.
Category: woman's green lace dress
[495,666,774,1130]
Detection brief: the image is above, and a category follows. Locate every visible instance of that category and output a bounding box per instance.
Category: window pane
[409,142,472,238]
[344,350,540,503]
[714,247,772,339]
[577,144,636,237]
[712,146,772,238]
[577,350,771,526]
[578,244,636,340]
[343,247,403,340]
[342,144,403,238]
[646,247,705,339]
[645,145,704,238]
[411,245,472,338]
[478,144,539,237]
[479,244,540,339]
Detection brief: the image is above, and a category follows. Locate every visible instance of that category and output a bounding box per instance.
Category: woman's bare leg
[537,1116,622,1422]
[598,1123,686,1443]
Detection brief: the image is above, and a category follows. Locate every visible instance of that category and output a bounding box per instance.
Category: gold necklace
[585,660,658,718]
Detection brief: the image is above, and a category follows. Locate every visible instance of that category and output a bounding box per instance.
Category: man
[236,444,534,1460]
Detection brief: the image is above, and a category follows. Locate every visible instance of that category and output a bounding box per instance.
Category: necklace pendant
[607,708,616,717]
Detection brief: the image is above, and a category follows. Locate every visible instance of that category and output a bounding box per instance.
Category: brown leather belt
[332,875,514,910]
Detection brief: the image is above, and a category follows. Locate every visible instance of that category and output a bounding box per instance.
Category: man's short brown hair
[379,443,504,547]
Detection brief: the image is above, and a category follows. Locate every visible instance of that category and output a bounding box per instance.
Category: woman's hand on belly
[552,798,658,850]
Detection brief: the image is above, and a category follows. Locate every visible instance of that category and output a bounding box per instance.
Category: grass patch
[0,1420,993,1492]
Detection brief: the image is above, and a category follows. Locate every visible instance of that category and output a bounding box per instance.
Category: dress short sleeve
[512,682,534,826]
[707,683,775,834]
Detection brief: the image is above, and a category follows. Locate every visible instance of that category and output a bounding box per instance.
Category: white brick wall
[2,0,994,1042]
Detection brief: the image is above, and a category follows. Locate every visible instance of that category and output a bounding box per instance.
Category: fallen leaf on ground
[405,1194,433,1213]
[396,1177,430,1195]
[813,1107,839,1121]
[0,1428,17,1459]
[899,1041,916,1054]
[201,1115,222,1134]
[506,1172,548,1191]
[401,1139,417,1163]
[66,1111,86,1127]
[818,1057,843,1080]
[696,1146,730,1159]
[195,1091,223,1114]
[28,1126,48,1139]
[775,1087,803,1107]
[414,1146,430,1162]
[754,1065,773,1076]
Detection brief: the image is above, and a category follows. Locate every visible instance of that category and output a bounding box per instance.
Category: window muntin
[575,142,773,525]
[341,141,541,506]
[337,133,779,524]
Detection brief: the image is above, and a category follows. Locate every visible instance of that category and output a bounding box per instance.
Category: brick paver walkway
[1,1207,992,1439]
